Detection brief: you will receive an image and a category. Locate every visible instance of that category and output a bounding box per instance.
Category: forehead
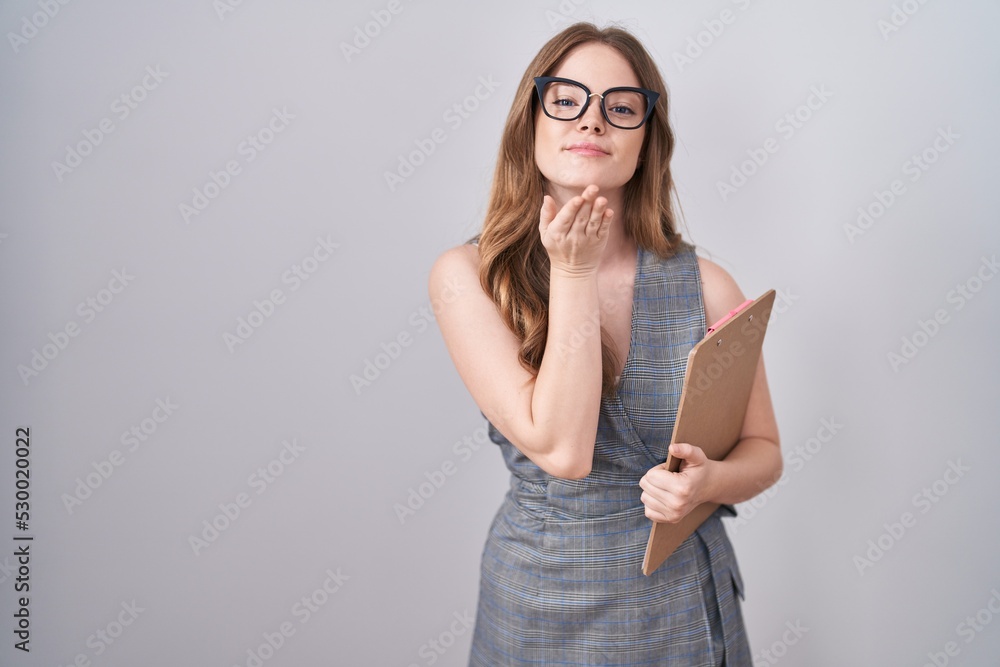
[549,43,641,90]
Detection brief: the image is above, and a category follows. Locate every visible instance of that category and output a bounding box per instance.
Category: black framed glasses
[534,76,660,130]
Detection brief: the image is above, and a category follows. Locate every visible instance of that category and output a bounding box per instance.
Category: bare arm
[429,186,614,479]
[639,257,782,520]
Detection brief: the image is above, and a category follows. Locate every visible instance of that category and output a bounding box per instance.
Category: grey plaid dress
[468,241,752,666]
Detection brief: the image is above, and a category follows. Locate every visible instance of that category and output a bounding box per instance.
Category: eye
[605,90,647,119]
[608,104,636,116]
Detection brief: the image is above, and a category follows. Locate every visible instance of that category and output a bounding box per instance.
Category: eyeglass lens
[540,80,648,129]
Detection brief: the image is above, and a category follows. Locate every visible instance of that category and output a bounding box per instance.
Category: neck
[600,205,635,269]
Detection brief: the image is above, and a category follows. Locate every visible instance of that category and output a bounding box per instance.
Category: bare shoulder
[429,243,479,286]
[697,254,780,448]
[428,241,535,433]
[428,241,517,351]
[428,243,483,309]
[696,255,748,326]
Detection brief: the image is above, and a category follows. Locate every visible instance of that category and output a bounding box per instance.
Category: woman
[429,22,781,666]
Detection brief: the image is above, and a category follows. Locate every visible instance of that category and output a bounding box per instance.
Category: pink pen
[706,299,754,335]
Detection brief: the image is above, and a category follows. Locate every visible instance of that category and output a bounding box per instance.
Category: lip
[565,142,609,156]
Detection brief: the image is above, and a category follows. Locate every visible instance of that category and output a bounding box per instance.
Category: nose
[576,93,605,134]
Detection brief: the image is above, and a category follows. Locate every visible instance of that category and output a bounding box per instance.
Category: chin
[543,169,620,191]
[556,177,630,194]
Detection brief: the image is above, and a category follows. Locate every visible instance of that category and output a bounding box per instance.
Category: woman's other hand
[639,443,716,523]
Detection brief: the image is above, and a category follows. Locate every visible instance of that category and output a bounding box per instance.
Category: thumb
[539,195,556,233]
[670,442,706,466]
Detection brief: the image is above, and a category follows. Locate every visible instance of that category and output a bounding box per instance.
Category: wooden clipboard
[642,289,776,576]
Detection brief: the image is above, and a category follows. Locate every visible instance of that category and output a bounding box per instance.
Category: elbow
[551,462,592,480]
[765,438,784,488]
[507,427,597,480]
[538,447,593,480]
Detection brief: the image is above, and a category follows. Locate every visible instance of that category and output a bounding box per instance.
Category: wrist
[697,457,724,506]
[549,264,599,281]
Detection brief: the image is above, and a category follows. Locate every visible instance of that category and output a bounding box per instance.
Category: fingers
[573,185,602,235]
[581,196,607,235]
[546,188,592,234]
[640,482,693,523]
[576,185,598,226]
[539,185,613,273]
[639,448,708,523]
[594,207,613,239]
[640,480,688,523]
[544,185,609,237]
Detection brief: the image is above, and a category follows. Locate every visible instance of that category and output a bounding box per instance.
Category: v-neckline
[613,244,643,392]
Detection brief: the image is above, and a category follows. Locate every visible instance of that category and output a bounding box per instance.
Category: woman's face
[534,43,647,200]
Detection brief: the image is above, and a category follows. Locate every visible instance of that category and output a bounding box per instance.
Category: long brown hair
[477,22,683,398]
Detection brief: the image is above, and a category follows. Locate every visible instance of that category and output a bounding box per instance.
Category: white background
[2,1,999,665]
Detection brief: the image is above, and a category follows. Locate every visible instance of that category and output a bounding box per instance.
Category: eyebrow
[549,76,643,90]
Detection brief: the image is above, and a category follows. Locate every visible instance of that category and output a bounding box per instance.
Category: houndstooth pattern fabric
[468,241,752,666]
